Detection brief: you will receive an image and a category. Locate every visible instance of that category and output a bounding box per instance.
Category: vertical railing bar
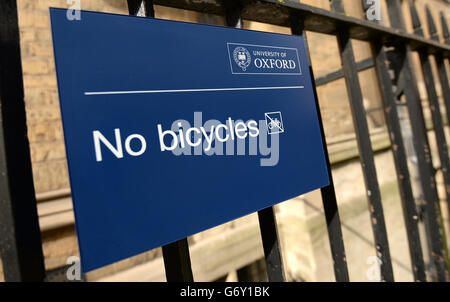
[424,5,450,273]
[436,12,450,136]
[414,5,450,263]
[126,0,194,282]
[330,0,394,282]
[416,5,450,204]
[371,41,427,282]
[428,10,450,218]
[0,0,46,282]
[162,239,194,282]
[364,0,426,279]
[290,13,350,282]
[363,0,426,281]
[441,12,450,46]
[386,0,449,282]
[222,0,285,282]
[257,207,285,282]
[437,13,450,255]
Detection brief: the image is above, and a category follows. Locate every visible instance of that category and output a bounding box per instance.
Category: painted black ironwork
[371,41,427,282]
[411,3,450,243]
[162,239,194,282]
[330,0,394,282]
[423,3,450,279]
[362,0,426,280]
[386,0,449,282]
[257,207,285,282]
[0,0,46,282]
[435,13,450,155]
[290,14,349,282]
[151,0,450,56]
[412,4,450,202]
[442,13,450,46]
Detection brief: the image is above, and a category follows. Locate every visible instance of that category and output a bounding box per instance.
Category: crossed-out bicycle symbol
[265,112,284,134]
[267,118,281,130]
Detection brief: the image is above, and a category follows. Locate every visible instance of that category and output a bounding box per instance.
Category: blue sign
[50,8,330,272]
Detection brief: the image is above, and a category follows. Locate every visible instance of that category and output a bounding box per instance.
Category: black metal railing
[0,0,449,282]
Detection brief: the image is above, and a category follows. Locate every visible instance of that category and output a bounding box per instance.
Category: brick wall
[17,0,130,193]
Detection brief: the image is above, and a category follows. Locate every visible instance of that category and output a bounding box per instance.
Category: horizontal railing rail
[152,0,450,56]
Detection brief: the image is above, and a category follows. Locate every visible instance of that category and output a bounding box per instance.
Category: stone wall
[277,150,414,281]
[17,0,130,193]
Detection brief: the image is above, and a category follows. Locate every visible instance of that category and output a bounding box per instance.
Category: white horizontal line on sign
[84,86,305,96]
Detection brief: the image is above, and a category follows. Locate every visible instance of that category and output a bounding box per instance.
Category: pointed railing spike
[409,0,422,35]
[425,5,439,41]
[440,12,450,45]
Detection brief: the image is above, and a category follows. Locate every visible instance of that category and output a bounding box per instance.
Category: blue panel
[50,8,329,272]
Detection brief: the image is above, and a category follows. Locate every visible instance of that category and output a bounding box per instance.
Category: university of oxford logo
[233,46,251,71]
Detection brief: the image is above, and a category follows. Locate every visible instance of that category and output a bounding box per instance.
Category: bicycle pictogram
[265,112,284,135]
